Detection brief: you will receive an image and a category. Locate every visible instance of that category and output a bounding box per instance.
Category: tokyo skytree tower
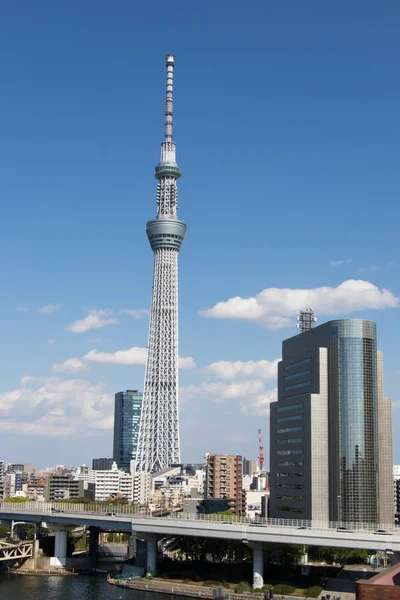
[136,55,186,473]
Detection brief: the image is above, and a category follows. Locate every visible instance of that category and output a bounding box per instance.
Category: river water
[0,574,176,600]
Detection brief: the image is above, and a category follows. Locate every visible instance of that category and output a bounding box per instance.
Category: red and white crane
[258,429,264,471]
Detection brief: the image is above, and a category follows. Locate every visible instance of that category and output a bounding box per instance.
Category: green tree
[0,525,11,539]
[4,496,30,503]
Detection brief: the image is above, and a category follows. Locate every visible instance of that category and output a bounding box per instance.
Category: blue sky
[0,1,399,467]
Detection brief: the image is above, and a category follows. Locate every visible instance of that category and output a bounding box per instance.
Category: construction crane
[258,429,264,471]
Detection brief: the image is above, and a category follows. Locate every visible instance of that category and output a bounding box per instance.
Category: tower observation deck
[136,55,186,473]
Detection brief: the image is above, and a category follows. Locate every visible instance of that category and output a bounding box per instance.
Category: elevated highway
[1,502,398,587]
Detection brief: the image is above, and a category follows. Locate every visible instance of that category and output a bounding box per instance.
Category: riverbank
[107,577,322,600]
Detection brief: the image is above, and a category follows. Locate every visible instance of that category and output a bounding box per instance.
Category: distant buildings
[205,454,245,515]
[113,390,143,472]
[269,319,393,527]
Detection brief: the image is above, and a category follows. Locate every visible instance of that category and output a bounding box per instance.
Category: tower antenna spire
[165,54,175,141]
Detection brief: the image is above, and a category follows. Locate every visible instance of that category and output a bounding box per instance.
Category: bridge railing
[0,502,395,533]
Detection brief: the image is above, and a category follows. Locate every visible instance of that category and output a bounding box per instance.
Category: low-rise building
[44,475,84,501]
[134,472,152,506]
[88,462,133,502]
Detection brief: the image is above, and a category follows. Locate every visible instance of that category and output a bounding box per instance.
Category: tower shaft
[137,55,186,473]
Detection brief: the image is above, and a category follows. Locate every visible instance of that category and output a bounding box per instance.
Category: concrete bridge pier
[53,530,68,568]
[89,526,100,569]
[141,533,158,576]
[249,542,264,589]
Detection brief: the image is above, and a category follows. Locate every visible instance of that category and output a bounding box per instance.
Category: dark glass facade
[113,390,143,473]
[329,320,378,524]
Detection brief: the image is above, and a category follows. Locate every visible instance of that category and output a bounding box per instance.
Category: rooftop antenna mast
[297,308,317,333]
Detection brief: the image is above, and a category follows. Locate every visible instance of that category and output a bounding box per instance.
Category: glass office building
[269,319,393,527]
[113,390,143,473]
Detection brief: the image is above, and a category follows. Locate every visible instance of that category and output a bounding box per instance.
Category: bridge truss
[0,540,33,562]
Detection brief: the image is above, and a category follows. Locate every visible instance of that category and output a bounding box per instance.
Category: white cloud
[329,259,352,267]
[179,356,196,369]
[38,303,63,315]
[48,339,55,345]
[16,306,28,312]
[205,359,279,380]
[84,346,148,366]
[181,379,265,404]
[0,377,113,436]
[359,265,380,273]
[66,309,118,333]
[83,346,195,369]
[119,309,149,319]
[52,358,87,373]
[387,262,396,268]
[240,388,277,416]
[200,280,398,329]
[20,376,36,386]
[181,377,276,416]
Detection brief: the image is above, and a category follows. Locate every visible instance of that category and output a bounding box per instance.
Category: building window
[284,369,311,382]
[277,483,303,490]
[277,495,304,502]
[276,438,303,445]
[284,358,311,371]
[284,380,311,392]
[277,506,305,514]
[276,402,303,413]
[276,472,303,477]
[277,449,303,456]
[277,461,303,467]
[276,414,303,423]
[277,426,303,434]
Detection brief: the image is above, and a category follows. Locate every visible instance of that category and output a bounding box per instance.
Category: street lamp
[337,495,341,525]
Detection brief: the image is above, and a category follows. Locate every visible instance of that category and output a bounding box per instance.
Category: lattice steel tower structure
[136,54,186,473]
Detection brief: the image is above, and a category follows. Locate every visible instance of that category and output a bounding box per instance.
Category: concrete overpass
[1,502,398,587]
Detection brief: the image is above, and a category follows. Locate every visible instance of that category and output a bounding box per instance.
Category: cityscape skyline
[0,2,399,467]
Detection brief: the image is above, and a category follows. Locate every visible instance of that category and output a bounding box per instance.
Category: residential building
[205,454,244,515]
[3,474,16,499]
[88,462,133,502]
[92,458,114,471]
[133,472,152,506]
[246,490,269,518]
[44,475,84,501]
[152,464,205,497]
[7,463,33,475]
[243,458,258,477]
[113,390,143,472]
[269,319,393,527]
